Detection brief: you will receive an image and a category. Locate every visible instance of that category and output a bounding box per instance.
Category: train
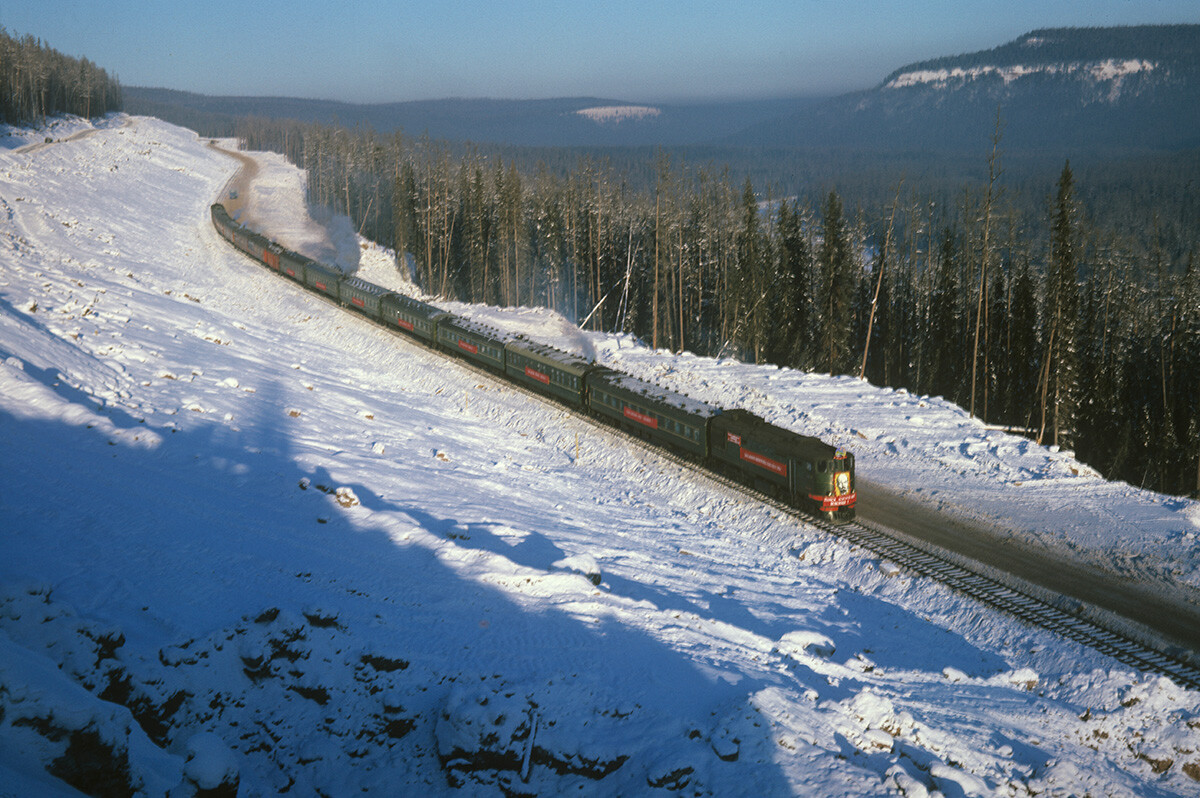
[211,203,857,522]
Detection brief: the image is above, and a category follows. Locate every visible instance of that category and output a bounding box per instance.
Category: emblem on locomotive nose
[835,471,851,496]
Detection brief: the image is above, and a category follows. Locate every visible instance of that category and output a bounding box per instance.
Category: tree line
[227,115,1200,499]
[0,27,122,126]
[1,33,1193,495]
[885,24,1200,80]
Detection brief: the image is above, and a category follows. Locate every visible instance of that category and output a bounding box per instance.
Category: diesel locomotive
[211,204,856,522]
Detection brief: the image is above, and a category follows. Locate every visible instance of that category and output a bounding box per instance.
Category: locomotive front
[709,410,856,523]
[809,449,856,522]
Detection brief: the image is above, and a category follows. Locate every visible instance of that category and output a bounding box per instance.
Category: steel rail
[217,221,1200,692]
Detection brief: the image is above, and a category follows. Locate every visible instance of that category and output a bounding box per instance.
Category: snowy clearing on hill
[575,105,663,124]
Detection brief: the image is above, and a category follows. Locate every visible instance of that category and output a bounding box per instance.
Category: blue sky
[5,1,1198,103]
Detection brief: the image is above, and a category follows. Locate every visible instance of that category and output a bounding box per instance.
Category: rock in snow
[179,732,239,795]
[550,553,602,585]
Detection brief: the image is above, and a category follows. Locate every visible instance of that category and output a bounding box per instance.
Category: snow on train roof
[591,368,722,418]
[385,292,446,315]
[716,408,840,459]
[441,313,518,343]
[507,337,595,370]
[306,258,343,276]
[341,276,390,296]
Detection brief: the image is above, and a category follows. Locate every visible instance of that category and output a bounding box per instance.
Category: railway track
[216,214,1200,693]
[477,358,1200,690]
[670,438,1200,688]
[814,517,1200,690]
[468,356,1200,690]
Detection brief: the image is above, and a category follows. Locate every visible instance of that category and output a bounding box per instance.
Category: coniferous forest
[228,117,1200,500]
[0,28,122,125]
[2,30,1196,500]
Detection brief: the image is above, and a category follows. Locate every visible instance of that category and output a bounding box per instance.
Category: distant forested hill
[733,25,1200,153]
[123,88,811,148]
[128,26,1200,156]
[885,24,1200,76]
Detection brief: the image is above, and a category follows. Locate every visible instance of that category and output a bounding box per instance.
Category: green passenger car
[301,259,341,300]
[436,315,511,371]
[340,277,389,319]
[585,368,720,458]
[503,338,596,406]
[379,293,447,343]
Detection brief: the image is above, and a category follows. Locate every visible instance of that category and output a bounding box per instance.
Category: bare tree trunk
[653,190,660,349]
[423,171,434,291]
[1036,321,1056,446]
[971,112,1004,417]
[860,182,902,379]
[594,184,603,330]
[677,222,685,352]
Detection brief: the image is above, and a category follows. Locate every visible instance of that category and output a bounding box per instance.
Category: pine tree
[925,226,963,399]
[860,184,902,381]
[1004,252,1040,430]
[816,191,855,375]
[731,178,765,360]
[1039,162,1082,449]
[771,199,812,368]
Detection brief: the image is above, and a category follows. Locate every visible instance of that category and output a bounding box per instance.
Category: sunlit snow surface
[885,59,1157,90]
[575,105,663,124]
[2,115,1199,796]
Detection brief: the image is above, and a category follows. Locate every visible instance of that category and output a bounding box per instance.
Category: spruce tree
[817,191,854,375]
[1176,252,1200,496]
[733,178,765,360]
[392,161,419,276]
[773,199,812,369]
[1004,253,1040,430]
[925,226,963,399]
[1040,162,1082,449]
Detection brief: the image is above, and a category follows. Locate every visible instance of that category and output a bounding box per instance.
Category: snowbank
[2,115,1198,796]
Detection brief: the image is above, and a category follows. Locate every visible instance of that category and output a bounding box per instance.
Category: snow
[588,347,1200,597]
[575,105,662,124]
[885,59,1157,90]
[181,732,239,791]
[2,114,1199,796]
[0,115,107,151]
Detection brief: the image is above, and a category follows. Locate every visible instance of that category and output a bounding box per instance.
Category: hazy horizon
[6,2,1200,105]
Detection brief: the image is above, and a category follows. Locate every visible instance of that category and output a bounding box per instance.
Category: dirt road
[15,117,130,154]
[208,140,259,223]
[857,478,1200,653]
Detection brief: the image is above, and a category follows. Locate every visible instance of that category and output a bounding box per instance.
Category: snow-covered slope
[3,115,1200,796]
[884,57,1158,96]
[879,26,1194,104]
[738,25,1200,152]
[574,105,663,124]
